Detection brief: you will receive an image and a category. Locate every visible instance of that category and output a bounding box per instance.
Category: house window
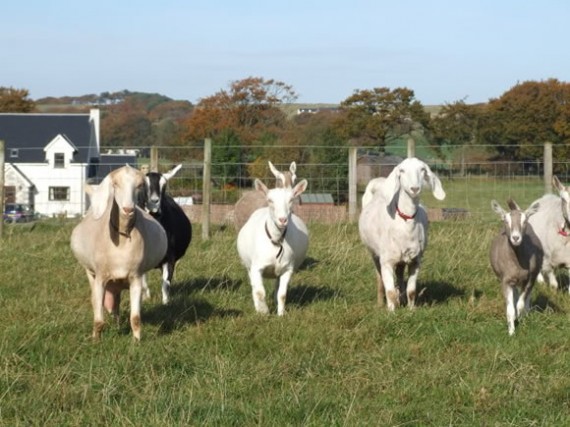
[49,186,70,201]
[10,149,18,158]
[54,153,65,168]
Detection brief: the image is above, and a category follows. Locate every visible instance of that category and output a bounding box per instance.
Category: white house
[0,109,134,218]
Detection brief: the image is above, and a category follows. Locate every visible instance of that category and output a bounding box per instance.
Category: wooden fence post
[202,138,211,240]
[348,146,357,222]
[544,142,553,194]
[0,140,4,238]
[150,146,159,172]
[407,137,415,158]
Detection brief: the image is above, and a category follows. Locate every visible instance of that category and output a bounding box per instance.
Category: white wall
[13,163,86,217]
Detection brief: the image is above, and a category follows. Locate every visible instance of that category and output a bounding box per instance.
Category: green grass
[2,215,570,426]
[423,175,546,222]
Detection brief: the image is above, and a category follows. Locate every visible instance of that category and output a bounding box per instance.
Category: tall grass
[1,216,570,426]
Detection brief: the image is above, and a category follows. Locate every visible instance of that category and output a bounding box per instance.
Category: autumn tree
[336,87,429,148]
[180,77,298,184]
[100,93,193,148]
[431,100,481,146]
[0,87,36,112]
[289,111,348,201]
[479,79,570,160]
[182,76,296,143]
[101,97,152,147]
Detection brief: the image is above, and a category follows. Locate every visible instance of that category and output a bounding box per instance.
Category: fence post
[202,138,211,240]
[150,146,159,172]
[348,146,357,222]
[544,141,553,194]
[407,138,415,158]
[0,140,4,238]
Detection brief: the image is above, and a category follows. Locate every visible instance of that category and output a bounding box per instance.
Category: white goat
[70,165,167,340]
[358,157,446,310]
[234,161,297,231]
[489,199,542,335]
[527,176,570,291]
[237,178,309,315]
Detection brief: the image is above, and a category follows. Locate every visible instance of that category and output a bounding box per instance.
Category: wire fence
[4,142,569,223]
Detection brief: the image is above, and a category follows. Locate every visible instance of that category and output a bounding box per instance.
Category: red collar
[396,206,416,221]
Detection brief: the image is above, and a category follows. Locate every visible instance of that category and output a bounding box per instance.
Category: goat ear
[525,201,540,218]
[254,179,269,195]
[163,164,182,181]
[90,175,113,220]
[292,179,308,198]
[289,161,297,176]
[553,175,565,193]
[507,198,521,211]
[424,164,446,200]
[491,200,506,217]
[384,168,401,207]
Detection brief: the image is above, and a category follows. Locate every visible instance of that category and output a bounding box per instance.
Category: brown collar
[265,221,287,259]
[110,212,135,238]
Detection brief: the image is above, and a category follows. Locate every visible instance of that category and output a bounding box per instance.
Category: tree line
[2,77,570,179]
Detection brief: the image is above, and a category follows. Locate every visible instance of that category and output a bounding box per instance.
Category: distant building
[0,109,130,217]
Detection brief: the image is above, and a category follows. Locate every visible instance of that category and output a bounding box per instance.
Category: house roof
[90,154,138,184]
[0,113,95,163]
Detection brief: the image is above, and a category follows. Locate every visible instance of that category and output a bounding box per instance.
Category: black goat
[141,165,192,304]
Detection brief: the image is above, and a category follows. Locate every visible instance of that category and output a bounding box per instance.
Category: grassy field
[2,207,570,425]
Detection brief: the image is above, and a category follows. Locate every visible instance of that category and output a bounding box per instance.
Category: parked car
[3,203,34,223]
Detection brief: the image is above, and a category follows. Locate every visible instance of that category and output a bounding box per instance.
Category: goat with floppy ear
[71,165,167,340]
[359,157,446,310]
[528,175,570,290]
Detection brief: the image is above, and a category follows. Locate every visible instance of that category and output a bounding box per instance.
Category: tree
[181,76,297,145]
[179,77,298,184]
[431,99,481,146]
[101,97,152,147]
[336,87,429,148]
[479,79,570,160]
[0,87,36,112]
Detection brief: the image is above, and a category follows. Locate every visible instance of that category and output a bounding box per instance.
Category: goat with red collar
[359,157,446,311]
[527,175,570,291]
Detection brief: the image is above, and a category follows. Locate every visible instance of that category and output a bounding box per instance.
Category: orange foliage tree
[180,77,298,184]
[479,78,570,160]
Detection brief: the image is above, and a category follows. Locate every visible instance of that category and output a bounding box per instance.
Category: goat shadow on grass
[140,276,243,335]
[298,257,320,271]
[533,290,564,313]
[417,280,465,306]
[171,275,243,295]
[274,282,341,309]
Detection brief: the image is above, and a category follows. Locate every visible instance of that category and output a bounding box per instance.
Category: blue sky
[2,0,569,105]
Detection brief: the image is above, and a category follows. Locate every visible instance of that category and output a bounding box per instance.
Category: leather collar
[265,221,287,259]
